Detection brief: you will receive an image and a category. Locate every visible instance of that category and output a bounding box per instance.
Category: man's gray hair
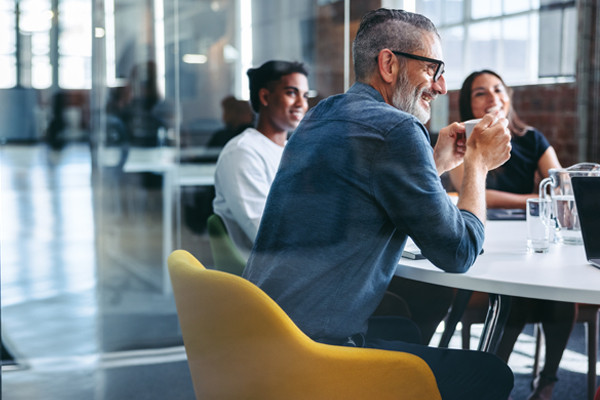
[353,8,439,82]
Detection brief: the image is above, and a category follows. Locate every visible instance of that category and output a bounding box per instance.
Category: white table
[395,220,600,351]
[122,147,217,293]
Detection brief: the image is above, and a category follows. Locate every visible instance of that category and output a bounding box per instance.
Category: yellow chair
[168,249,441,400]
[206,214,246,276]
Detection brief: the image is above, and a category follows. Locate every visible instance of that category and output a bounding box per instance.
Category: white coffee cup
[463,118,482,139]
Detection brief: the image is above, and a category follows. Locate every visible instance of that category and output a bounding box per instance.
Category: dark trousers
[365,316,514,400]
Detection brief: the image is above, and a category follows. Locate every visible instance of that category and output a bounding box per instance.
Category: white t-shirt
[212,127,285,256]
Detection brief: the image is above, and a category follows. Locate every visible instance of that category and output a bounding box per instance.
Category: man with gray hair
[244,9,513,399]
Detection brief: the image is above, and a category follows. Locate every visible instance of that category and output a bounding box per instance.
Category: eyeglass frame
[390,51,445,82]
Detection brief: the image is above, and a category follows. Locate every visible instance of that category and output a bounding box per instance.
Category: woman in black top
[450,69,561,208]
[450,70,576,400]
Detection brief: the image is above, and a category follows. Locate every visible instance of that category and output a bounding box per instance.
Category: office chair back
[206,213,246,276]
[168,249,441,400]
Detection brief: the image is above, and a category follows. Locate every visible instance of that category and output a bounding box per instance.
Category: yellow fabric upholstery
[206,214,246,276]
[168,249,441,400]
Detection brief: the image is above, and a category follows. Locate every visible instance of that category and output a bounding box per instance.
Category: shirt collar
[347,82,386,104]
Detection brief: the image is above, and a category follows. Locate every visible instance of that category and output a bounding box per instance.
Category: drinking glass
[527,198,551,253]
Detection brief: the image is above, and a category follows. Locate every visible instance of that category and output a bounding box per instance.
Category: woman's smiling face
[469,73,510,119]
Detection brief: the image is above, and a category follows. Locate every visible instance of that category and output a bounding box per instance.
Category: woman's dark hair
[247,60,308,113]
[459,69,530,136]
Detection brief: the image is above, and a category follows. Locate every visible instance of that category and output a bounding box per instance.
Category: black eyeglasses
[391,51,445,82]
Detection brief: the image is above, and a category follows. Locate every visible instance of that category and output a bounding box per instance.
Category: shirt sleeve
[371,118,484,273]
[531,129,551,160]
[214,147,272,242]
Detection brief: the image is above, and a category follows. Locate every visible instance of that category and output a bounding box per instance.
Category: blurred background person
[450,69,576,400]
[117,60,175,147]
[207,95,255,148]
[46,91,68,152]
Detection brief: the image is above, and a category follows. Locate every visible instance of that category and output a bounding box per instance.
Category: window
[0,0,16,88]
[538,1,577,77]
[19,0,52,88]
[0,0,91,89]
[471,0,502,19]
[416,0,575,88]
[59,0,92,88]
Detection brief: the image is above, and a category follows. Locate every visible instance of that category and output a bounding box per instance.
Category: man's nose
[297,94,308,110]
[433,75,447,95]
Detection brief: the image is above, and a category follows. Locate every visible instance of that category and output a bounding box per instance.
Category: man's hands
[434,114,511,176]
[456,113,512,223]
[433,122,467,175]
[435,113,511,224]
[465,114,511,172]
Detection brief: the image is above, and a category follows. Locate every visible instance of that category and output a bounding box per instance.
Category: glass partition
[91,0,350,354]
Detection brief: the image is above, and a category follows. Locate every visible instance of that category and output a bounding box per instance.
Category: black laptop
[571,176,600,269]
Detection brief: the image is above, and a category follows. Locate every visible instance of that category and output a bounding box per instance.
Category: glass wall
[90,0,355,354]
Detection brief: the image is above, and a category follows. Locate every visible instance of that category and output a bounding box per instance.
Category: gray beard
[391,72,430,124]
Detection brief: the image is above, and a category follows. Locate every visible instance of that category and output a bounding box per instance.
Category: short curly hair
[247,60,308,113]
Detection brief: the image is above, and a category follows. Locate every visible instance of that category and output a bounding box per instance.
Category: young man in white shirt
[212,60,309,256]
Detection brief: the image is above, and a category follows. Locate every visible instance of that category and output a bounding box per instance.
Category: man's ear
[258,88,270,108]
[376,49,397,84]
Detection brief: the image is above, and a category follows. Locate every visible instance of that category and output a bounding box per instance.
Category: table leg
[477,294,511,352]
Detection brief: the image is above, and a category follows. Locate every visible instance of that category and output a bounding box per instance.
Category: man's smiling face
[391,32,447,124]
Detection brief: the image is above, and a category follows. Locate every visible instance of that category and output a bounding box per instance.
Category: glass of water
[526,198,551,253]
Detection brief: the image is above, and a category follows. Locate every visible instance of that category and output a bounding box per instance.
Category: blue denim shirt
[243,82,484,342]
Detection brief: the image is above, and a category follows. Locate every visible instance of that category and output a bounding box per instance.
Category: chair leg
[587,315,598,400]
[461,322,471,350]
[532,323,543,380]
